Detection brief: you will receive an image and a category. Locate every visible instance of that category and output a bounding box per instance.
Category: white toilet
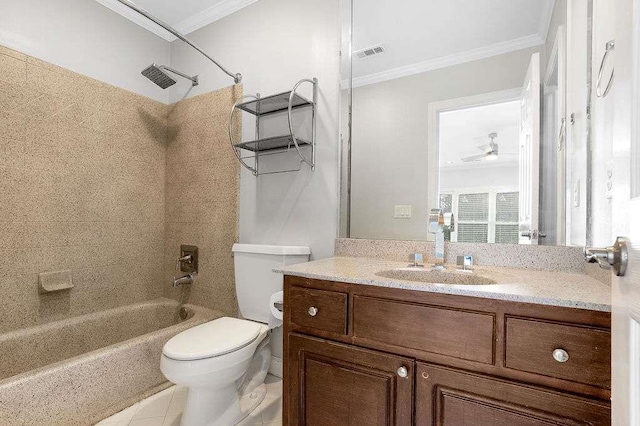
[160,244,310,426]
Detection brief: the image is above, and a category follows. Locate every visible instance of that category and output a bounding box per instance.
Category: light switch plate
[394,205,412,219]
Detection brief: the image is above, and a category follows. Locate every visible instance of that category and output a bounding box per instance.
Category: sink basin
[375,268,497,285]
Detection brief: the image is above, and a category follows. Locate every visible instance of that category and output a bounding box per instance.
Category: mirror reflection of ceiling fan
[461,132,501,162]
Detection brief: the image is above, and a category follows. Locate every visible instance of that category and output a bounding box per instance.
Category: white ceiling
[439,100,521,169]
[348,0,554,87]
[94,0,258,41]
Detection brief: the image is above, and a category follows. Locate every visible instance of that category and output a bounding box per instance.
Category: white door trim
[426,87,522,240]
[544,25,568,245]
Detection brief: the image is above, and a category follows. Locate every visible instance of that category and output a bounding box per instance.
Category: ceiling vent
[355,45,385,59]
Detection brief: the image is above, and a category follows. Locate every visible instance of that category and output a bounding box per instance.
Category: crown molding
[538,0,556,42]
[174,0,258,35]
[94,0,258,42]
[94,0,177,41]
[348,33,544,89]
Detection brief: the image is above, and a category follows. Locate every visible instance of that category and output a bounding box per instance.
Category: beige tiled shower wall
[0,44,241,334]
[0,45,168,333]
[164,86,242,316]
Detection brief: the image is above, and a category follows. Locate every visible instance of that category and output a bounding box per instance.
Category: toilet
[160,244,311,426]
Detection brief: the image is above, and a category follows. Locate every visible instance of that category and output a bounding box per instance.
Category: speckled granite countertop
[275,257,611,312]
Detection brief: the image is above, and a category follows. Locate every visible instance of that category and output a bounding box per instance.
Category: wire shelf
[229,78,318,176]
[234,135,312,153]
[235,91,313,116]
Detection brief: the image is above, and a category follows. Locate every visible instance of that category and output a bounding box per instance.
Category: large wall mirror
[340,0,601,246]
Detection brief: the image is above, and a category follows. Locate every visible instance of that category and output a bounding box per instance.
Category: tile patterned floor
[96,375,282,426]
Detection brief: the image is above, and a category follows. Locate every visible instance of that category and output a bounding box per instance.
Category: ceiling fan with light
[461,132,500,162]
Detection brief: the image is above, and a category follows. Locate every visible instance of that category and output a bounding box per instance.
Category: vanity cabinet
[504,317,611,388]
[287,334,413,425]
[283,276,612,425]
[351,294,495,364]
[415,363,611,425]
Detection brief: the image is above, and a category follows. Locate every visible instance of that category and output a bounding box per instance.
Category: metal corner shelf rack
[229,78,318,176]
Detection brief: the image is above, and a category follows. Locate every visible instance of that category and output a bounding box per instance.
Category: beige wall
[0,45,167,333]
[0,44,241,333]
[164,87,241,315]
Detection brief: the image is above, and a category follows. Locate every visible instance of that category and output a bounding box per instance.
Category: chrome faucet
[173,273,195,287]
[457,255,474,271]
[409,253,424,267]
[174,245,199,287]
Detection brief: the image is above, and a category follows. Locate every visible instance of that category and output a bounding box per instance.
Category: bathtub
[0,298,219,425]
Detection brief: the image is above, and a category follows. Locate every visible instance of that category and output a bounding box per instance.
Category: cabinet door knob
[397,366,408,378]
[552,348,569,363]
[308,306,318,317]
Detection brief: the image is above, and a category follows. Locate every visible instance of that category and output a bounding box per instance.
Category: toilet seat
[163,317,266,361]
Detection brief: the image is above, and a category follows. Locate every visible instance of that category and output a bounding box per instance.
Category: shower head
[141,64,199,89]
[142,64,176,89]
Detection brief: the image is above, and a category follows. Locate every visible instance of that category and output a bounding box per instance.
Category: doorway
[437,99,521,244]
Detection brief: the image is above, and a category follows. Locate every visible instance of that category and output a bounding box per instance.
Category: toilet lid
[163,317,264,361]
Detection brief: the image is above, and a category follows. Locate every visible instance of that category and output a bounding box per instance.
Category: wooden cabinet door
[286,333,413,426]
[415,363,611,426]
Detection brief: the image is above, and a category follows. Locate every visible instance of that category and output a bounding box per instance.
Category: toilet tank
[232,244,310,323]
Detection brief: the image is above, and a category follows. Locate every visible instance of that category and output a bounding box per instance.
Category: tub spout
[173,273,195,287]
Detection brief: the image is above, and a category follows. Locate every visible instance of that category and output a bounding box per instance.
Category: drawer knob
[552,348,570,363]
[397,366,408,378]
[308,306,318,317]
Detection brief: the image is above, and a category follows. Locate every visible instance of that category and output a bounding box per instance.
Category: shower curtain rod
[115,0,242,84]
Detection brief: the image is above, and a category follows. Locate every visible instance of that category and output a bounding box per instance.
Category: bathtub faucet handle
[176,254,192,271]
[177,245,198,274]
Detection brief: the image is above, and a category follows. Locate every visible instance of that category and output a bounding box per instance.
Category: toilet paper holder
[269,291,284,323]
